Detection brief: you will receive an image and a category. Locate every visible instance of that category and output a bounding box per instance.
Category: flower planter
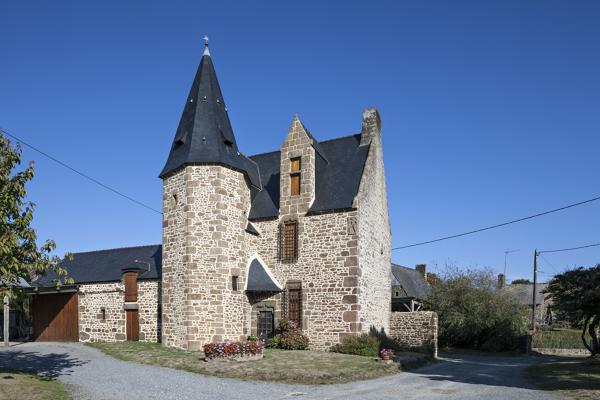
[204,353,264,362]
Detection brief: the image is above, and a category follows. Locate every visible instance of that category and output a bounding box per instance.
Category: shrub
[203,338,264,359]
[269,320,309,350]
[331,334,380,357]
[425,266,528,352]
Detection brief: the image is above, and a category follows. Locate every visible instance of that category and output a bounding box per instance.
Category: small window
[124,272,138,302]
[279,221,298,263]
[290,157,301,196]
[232,276,239,291]
[290,174,301,196]
[290,157,301,172]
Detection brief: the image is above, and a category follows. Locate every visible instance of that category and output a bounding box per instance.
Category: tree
[544,265,600,356]
[511,278,532,284]
[425,266,528,351]
[0,132,71,297]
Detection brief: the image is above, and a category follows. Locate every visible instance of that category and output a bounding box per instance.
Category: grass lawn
[533,328,591,349]
[88,341,404,385]
[0,371,69,400]
[526,357,600,400]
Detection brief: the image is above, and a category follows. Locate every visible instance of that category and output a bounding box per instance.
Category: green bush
[269,320,309,350]
[425,266,528,352]
[331,334,380,357]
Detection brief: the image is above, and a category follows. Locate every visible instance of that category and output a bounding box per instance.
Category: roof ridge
[68,244,162,256]
[248,149,281,158]
[248,133,360,159]
[318,133,361,144]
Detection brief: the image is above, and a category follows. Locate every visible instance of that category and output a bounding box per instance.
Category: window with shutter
[288,288,302,329]
[124,272,138,302]
[279,221,298,263]
[290,157,301,196]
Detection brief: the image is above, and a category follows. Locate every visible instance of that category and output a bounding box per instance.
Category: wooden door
[288,288,302,329]
[126,309,139,341]
[32,293,79,341]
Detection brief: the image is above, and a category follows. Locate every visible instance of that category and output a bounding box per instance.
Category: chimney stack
[497,273,506,290]
[415,264,427,281]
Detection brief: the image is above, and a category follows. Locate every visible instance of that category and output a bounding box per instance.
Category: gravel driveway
[0,342,556,399]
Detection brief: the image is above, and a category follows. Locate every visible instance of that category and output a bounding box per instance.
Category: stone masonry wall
[388,311,438,357]
[161,171,187,348]
[354,108,392,335]
[249,211,360,350]
[162,165,251,350]
[78,280,160,342]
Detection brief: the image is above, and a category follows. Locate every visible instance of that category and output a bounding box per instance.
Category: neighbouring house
[391,264,431,312]
[498,274,554,325]
[28,40,393,350]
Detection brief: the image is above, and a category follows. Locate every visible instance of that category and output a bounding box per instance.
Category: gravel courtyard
[0,342,556,400]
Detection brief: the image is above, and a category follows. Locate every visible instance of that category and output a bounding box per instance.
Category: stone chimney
[415,264,427,281]
[497,273,506,290]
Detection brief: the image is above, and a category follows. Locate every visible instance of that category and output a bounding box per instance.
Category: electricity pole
[531,249,538,332]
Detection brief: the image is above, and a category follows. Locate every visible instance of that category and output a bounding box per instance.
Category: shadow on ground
[412,352,559,391]
[0,349,88,379]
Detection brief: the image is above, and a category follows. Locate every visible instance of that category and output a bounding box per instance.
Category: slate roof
[245,259,282,292]
[248,134,370,220]
[34,245,162,286]
[159,47,261,188]
[502,283,549,306]
[391,264,432,300]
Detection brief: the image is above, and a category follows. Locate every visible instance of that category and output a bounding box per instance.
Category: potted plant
[380,348,394,362]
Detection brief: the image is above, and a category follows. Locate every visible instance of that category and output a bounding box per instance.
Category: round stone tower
[159,39,261,350]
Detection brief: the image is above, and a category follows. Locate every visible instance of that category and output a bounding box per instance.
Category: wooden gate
[32,293,79,341]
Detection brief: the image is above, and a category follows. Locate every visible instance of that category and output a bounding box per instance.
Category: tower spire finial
[203,35,210,56]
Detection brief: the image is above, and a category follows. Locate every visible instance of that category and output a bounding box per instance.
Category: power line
[393,195,600,250]
[539,242,600,254]
[1,127,162,215]
[538,254,559,274]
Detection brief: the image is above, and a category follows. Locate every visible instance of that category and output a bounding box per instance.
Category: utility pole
[531,249,538,333]
[3,296,8,347]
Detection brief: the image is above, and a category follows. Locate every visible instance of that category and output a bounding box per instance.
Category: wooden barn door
[32,293,79,341]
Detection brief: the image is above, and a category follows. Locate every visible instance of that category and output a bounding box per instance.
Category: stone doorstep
[203,353,264,363]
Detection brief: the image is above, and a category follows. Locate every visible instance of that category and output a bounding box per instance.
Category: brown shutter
[290,174,301,196]
[288,288,302,329]
[124,272,138,302]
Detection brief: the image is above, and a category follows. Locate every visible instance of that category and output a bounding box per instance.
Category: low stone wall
[388,311,438,357]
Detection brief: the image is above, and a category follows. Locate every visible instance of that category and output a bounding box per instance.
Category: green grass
[527,357,600,400]
[533,328,591,349]
[87,341,406,385]
[0,371,69,400]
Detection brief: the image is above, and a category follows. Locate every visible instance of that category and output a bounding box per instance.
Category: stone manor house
[30,41,401,351]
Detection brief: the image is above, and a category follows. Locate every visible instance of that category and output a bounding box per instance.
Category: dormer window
[290,157,301,196]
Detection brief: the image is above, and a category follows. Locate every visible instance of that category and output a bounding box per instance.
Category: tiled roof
[34,245,162,286]
[391,264,432,300]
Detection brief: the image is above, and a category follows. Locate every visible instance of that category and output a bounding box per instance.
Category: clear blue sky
[1,1,598,282]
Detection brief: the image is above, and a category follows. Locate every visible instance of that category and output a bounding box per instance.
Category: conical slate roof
[159,42,261,189]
